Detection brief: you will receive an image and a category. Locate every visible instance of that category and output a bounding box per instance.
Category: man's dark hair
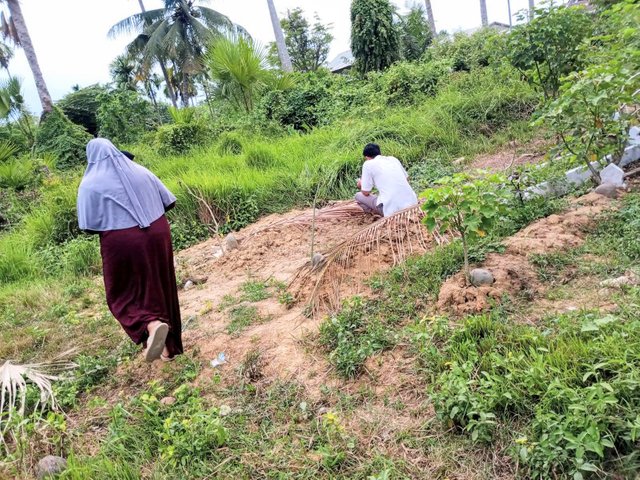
[120,150,135,160]
[363,143,381,158]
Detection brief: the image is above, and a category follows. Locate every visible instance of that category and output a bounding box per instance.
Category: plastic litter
[210,352,227,368]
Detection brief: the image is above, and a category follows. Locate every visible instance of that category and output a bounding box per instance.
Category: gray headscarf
[77,138,176,231]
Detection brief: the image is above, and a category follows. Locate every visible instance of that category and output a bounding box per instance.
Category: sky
[1,0,551,113]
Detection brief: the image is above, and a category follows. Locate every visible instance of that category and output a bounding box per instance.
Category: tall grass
[0,69,537,287]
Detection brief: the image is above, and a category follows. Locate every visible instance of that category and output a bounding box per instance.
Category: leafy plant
[33,107,92,170]
[421,171,508,281]
[206,35,270,113]
[505,4,593,99]
[350,0,400,73]
[269,7,334,72]
[398,4,432,61]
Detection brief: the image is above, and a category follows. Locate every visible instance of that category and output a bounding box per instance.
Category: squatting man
[355,143,418,217]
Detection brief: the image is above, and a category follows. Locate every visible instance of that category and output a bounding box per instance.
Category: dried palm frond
[240,201,364,241]
[0,359,76,447]
[290,203,454,313]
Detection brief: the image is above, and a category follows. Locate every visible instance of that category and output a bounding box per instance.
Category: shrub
[156,123,211,156]
[376,60,450,106]
[97,89,157,145]
[259,71,337,130]
[217,131,244,155]
[505,4,593,99]
[244,145,279,170]
[58,84,108,136]
[0,158,36,190]
[428,29,502,72]
[33,107,92,170]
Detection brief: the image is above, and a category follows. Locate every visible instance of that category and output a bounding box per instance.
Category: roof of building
[328,50,355,73]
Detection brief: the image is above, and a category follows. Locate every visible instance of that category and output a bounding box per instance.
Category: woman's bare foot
[144,321,168,362]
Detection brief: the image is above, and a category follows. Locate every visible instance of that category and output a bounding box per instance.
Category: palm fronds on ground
[0,358,76,450]
[290,203,452,312]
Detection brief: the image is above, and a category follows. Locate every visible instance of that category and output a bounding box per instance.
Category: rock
[311,252,325,268]
[594,182,620,199]
[600,163,625,187]
[160,396,176,406]
[183,280,194,291]
[469,268,494,287]
[212,246,224,259]
[600,271,640,288]
[225,233,239,251]
[36,456,67,479]
[317,407,330,417]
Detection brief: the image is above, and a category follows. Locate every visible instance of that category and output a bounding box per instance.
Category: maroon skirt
[99,215,183,357]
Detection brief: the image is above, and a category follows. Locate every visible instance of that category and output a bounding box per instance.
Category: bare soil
[438,192,617,315]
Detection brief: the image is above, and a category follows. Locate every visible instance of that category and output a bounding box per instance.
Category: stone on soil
[470,268,494,287]
[312,252,325,268]
[599,163,625,187]
[225,233,239,251]
[594,182,619,199]
[36,456,67,479]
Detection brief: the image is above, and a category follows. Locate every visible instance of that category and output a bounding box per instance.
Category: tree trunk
[135,0,178,108]
[424,0,436,35]
[266,0,292,72]
[7,0,52,113]
[479,0,488,27]
[528,0,535,20]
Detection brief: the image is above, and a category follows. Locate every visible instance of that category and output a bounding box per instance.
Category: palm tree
[110,54,138,91]
[479,0,488,27]
[206,35,268,113]
[0,1,52,113]
[266,0,292,72]
[528,0,535,20]
[424,0,436,35]
[109,0,244,106]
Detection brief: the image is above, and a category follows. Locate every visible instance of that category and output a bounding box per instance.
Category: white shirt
[361,155,418,216]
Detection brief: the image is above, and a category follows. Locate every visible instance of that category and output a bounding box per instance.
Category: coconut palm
[480,0,489,26]
[529,0,535,20]
[110,54,139,91]
[424,0,436,35]
[109,0,245,106]
[0,1,52,113]
[266,0,292,72]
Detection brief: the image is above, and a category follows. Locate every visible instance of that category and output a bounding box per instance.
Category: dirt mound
[175,201,418,392]
[438,254,536,314]
[438,192,616,315]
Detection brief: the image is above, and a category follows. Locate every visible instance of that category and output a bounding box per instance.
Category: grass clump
[217,131,244,155]
[227,305,265,335]
[244,145,280,170]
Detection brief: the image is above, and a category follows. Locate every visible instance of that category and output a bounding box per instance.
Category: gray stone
[225,233,239,251]
[160,396,176,406]
[594,182,619,199]
[470,268,494,287]
[311,252,325,268]
[620,144,640,167]
[212,246,224,259]
[36,456,67,479]
[599,271,640,289]
[600,163,625,187]
[183,280,194,291]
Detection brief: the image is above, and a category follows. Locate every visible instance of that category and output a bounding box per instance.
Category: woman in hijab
[77,138,183,362]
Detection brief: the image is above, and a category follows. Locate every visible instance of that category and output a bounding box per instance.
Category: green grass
[227,305,265,335]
